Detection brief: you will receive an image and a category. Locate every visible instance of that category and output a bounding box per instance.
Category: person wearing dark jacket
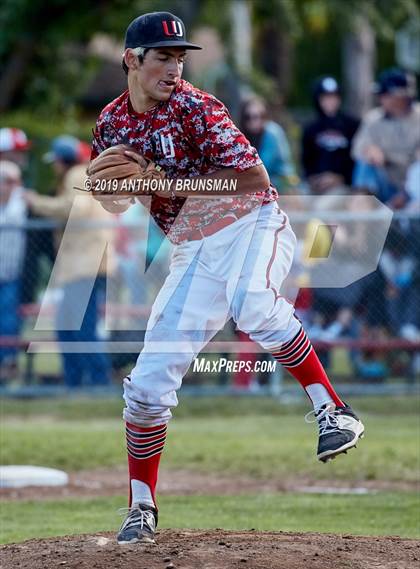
[302,76,359,194]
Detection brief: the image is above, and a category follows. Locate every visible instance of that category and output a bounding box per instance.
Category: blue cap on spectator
[44,135,81,165]
[374,68,416,97]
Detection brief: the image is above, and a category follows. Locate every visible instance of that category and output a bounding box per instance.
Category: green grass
[1,411,418,482]
[1,396,419,543]
[1,492,419,544]
[0,419,125,471]
[1,394,419,421]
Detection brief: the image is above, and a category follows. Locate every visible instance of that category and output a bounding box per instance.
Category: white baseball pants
[123,202,300,426]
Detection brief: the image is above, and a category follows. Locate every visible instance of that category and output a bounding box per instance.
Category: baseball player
[89,12,365,544]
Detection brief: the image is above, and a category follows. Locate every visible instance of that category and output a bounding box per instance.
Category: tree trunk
[0,38,34,112]
[342,15,376,118]
[230,0,252,74]
[257,21,294,106]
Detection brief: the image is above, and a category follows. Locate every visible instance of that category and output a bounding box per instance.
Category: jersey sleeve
[90,121,107,160]
[90,112,117,159]
[183,97,262,172]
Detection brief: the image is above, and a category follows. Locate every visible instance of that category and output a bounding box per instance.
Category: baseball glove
[86,144,165,196]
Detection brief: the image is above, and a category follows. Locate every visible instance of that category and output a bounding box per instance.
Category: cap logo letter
[162,20,183,37]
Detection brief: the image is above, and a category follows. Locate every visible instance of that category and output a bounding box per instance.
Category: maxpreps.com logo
[162,20,183,37]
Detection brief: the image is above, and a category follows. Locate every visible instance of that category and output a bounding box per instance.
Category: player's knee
[249,313,301,350]
[123,375,177,427]
[234,293,296,341]
[232,291,274,331]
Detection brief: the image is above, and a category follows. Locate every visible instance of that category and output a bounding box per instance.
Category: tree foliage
[252,0,419,38]
[0,0,417,114]
[0,0,201,113]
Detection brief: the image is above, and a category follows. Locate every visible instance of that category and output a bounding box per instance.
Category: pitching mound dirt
[1,530,419,569]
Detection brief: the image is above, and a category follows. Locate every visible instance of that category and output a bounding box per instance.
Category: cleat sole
[318,422,365,463]
[118,537,155,545]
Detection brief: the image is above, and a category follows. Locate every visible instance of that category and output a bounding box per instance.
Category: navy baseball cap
[125,12,202,50]
[374,68,416,96]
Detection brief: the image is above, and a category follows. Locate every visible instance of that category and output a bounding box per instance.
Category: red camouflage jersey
[91,79,278,244]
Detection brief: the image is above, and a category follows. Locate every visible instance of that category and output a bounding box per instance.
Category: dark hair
[122,48,149,75]
[239,97,267,129]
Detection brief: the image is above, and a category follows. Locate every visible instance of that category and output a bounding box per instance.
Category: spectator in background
[240,97,298,191]
[0,161,28,381]
[24,135,115,388]
[352,68,420,208]
[302,76,359,195]
[379,227,419,339]
[0,127,56,305]
[302,193,390,375]
[0,128,31,171]
[404,145,420,213]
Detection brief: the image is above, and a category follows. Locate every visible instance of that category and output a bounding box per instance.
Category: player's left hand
[86,145,166,197]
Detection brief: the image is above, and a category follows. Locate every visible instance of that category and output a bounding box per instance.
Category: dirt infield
[1,530,419,569]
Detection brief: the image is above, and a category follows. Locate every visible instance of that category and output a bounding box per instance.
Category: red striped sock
[126,422,167,508]
[271,327,344,408]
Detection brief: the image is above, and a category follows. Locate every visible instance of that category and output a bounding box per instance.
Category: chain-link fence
[0,197,419,395]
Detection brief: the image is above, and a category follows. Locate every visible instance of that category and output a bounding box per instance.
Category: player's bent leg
[230,209,364,463]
